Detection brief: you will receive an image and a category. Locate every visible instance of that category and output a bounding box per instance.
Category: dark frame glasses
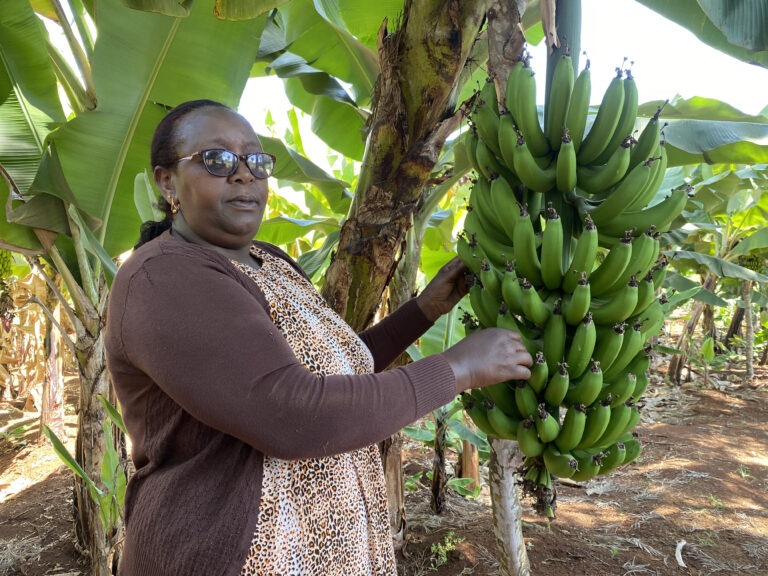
[176,148,276,179]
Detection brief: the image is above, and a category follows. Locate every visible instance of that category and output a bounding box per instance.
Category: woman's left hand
[416,256,470,322]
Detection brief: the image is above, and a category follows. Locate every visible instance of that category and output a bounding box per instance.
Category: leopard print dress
[234,245,397,576]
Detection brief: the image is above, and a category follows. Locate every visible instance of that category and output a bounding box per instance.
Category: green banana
[571,450,604,482]
[456,232,484,276]
[479,259,502,301]
[565,59,591,154]
[543,362,570,407]
[628,104,664,171]
[469,282,498,328]
[592,68,639,166]
[464,395,499,437]
[562,273,591,325]
[517,417,545,457]
[630,370,650,402]
[470,176,509,243]
[577,68,625,165]
[624,142,667,212]
[564,360,603,407]
[597,441,627,475]
[566,312,597,379]
[619,405,642,439]
[556,131,578,193]
[535,403,560,444]
[595,403,632,448]
[587,232,633,297]
[473,135,505,180]
[520,278,550,326]
[555,403,587,452]
[515,64,550,157]
[639,295,666,340]
[540,204,564,290]
[472,87,502,157]
[603,321,644,380]
[485,380,521,418]
[598,372,637,407]
[589,277,640,325]
[528,351,549,394]
[501,263,525,316]
[562,215,599,293]
[542,300,566,373]
[600,228,659,296]
[545,52,574,152]
[622,437,643,465]
[515,381,539,419]
[496,305,540,356]
[576,398,612,449]
[632,270,657,318]
[593,322,626,373]
[576,135,632,195]
[543,444,578,479]
[504,58,526,121]
[512,203,543,287]
[463,208,513,268]
[595,183,690,238]
[487,403,521,440]
[512,132,556,193]
[587,158,656,228]
[497,112,518,169]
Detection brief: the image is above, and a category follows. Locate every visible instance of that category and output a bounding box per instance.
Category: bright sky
[240,0,768,145]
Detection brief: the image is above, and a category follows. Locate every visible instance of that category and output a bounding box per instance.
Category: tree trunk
[488,438,530,576]
[459,438,479,492]
[72,287,124,575]
[40,302,65,440]
[320,0,489,328]
[430,408,449,514]
[379,435,407,547]
[724,305,744,349]
[743,280,754,382]
[668,273,717,384]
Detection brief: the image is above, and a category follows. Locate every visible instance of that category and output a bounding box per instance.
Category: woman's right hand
[442,329,534,394]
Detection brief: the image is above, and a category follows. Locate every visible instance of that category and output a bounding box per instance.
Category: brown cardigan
[104,231,458,576]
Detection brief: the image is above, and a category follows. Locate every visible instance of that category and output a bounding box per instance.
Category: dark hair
[135,99,231,249]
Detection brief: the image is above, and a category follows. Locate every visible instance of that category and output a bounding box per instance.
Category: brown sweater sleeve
[110,249,457,461]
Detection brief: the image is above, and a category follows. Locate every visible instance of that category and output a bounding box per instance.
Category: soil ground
[0,361,766,576]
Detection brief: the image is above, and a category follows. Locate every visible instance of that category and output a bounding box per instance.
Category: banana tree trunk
[320,0,488,329]
[724,305,745,348]
[743,280,754,381]
[488,438,531,576]
[73,287,122,575]
[668,273,718,384]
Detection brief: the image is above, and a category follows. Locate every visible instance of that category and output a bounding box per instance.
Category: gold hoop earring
[170,198,180,215]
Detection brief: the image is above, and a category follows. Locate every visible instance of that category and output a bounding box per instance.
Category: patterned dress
[235,245,397,575]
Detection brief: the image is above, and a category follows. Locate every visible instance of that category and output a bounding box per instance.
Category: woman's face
[156,107,269,250]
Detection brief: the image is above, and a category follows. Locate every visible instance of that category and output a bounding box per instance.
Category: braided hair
[135,99,230,249]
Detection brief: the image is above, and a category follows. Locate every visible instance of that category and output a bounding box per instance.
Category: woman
[105,99,532,576]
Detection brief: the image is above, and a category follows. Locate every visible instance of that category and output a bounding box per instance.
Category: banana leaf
[637,0,768,68]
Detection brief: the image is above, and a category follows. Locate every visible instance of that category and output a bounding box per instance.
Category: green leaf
[96,393,127,435]
[256,215,339,246]
[730,227,768,256]
[446,418,488,450]
[700,336,715,362]
[637,0,768,67]
[134,170,164,224]
[666,249,768,283]
[402,425,435,444]
[0,1,65,121]
[43,425,101,495]
[664,272,729,307]
[296,229,339,278]
[0,169,44,254]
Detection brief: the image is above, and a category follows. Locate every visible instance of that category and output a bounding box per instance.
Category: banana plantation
[1,0,767,575]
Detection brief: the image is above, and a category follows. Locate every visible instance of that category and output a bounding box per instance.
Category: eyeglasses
[176,148,276,179]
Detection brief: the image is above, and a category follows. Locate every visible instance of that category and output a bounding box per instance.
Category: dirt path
[0,368,765,576]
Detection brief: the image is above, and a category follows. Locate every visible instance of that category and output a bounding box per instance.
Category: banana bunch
[458,52,691,517]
